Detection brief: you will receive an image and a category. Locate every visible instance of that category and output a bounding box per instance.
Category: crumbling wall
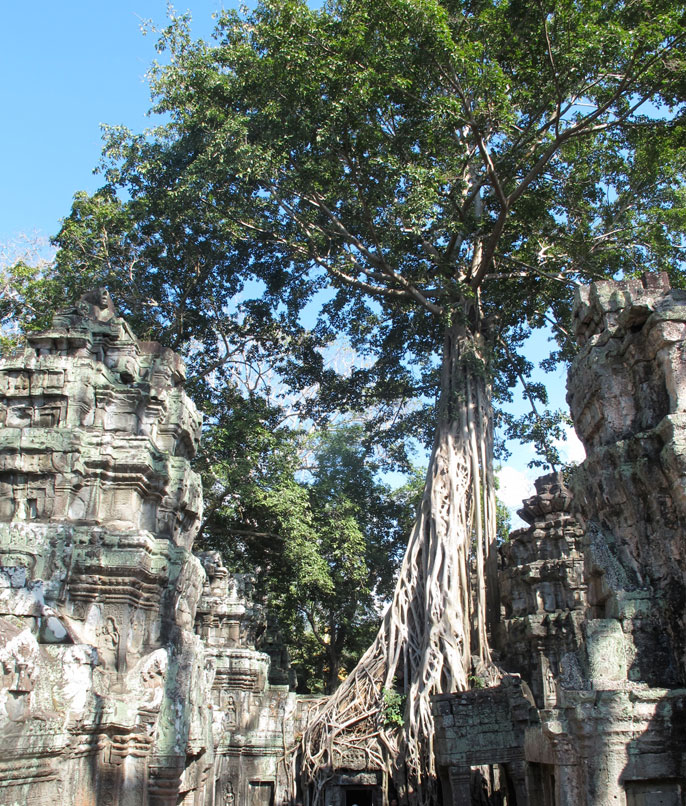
[435,274,686,806]
[0,290,297,806]
[496,472,587,709]
[568,272,686,686]
[499,272,686,698]
[7,274,686,806]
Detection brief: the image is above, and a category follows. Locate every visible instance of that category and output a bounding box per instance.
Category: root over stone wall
[433,274,686,806]
[4,275,686,806]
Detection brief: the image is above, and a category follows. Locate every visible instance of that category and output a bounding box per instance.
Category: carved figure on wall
[99,616,120,671]
[545,666,556,697]
[1,631,39,722]
[140,650,167,711]
[226,695,237,727]
[227,576,239,599]
[78,288,117,322]
[269,694,281,718]
[174,559,203,630]
[10,659,33,693]
[0,289,296,806]
[70,382,95,427]
[106,353,138,385]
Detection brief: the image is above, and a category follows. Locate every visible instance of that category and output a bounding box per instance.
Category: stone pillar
[508,760,529,805]
[149,758,187,806]
[585,733,628,806]
[555,763,583,806]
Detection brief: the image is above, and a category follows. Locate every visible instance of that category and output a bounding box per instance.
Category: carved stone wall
[6,275,686,806]
[568,272,686,686]
[496,472,586,710]
[434,275,686,806]
[196,551,300,806]
[0,291,298,806]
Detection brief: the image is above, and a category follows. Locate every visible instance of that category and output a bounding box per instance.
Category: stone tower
[0,289,301,806]
[0,290,205,804]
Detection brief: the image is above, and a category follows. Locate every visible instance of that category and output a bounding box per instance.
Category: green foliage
[468,674,485,690]
[4,0,685,695]
[85,0,685,451]
[0,259,53,350]
[2,186,326,418]
[382,687,407,728]
[198,420,413,692]
[8,0,685,460]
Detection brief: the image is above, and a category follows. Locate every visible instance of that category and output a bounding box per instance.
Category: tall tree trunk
[299,306,498,805]
[325,625,345,694]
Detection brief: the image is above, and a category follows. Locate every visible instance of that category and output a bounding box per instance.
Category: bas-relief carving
[77,287,118,323]
[0,627,38,723]
[0,291,298,806]
[225,783,236,805]
[98,615,121,671]
[225,694,237,728]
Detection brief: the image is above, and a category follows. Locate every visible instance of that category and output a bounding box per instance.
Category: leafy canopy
[4,0,683,694]
[4,0,684,461]
[198,416,411,692]
[94,0,685,456]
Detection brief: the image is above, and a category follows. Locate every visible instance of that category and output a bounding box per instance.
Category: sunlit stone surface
[0,290,298,806]
[3,277,686,805]
[434,274,686,806]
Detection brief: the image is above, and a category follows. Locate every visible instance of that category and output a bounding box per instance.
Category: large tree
[18,0,686,801]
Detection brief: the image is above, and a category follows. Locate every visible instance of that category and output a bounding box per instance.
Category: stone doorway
[345,787,374,806]
[249,781,274,805]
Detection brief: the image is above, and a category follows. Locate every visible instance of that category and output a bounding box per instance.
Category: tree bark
[299,305,498,805]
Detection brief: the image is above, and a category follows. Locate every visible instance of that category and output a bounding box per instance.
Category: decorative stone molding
[0,291,297,806]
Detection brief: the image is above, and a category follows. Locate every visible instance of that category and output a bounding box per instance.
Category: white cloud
[496,466,536,510]
[553,424,586,465]
[496,425,587,531]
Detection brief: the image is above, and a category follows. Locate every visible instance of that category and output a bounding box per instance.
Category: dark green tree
[302,426,409,692]
[1,184,326,408]
[198,416,410,693]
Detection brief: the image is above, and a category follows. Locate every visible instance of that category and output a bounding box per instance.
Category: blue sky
[1,2,223,246]
[1,1,583,519]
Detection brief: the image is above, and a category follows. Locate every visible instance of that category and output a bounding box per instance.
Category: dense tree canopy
[198,413,412,693]
[97,2,683,799]
[5,0,684,456]
[97,0,685,403]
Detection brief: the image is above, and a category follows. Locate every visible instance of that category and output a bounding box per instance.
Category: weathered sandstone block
[0,290,297,806]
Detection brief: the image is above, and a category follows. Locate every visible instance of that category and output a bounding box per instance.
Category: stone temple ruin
[0,289,301,805]
[1,274,686,805]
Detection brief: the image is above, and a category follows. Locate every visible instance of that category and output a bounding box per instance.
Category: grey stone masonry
[5,275,686,806]
[434,275,686,806]
[569,272,686,686]
[496,471,587,709]
[0,290,298,806]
